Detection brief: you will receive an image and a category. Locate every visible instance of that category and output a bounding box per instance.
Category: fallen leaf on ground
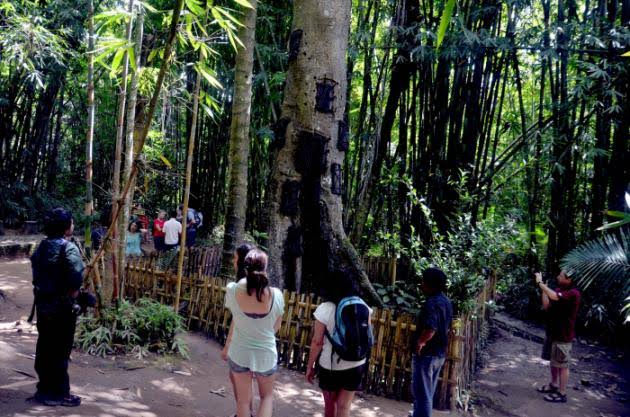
[210,387,226,397]
[173,370,191,376]
[16,352,35,360]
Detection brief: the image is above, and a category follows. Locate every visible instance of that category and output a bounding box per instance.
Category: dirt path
[0,259,443,417]
[468,314,629,417]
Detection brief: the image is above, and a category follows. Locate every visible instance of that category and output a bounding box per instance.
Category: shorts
[550,342,572,368]
[228,358,278,377]
[317,364,365,392]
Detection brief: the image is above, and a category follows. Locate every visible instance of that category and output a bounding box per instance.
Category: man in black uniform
[31,208,85,407]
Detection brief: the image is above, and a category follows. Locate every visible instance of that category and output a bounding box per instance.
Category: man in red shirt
[535,270,580,403]
[153,210,166,252]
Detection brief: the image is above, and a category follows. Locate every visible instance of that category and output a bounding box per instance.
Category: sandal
[536,384,558,394]
[544,392,567,403]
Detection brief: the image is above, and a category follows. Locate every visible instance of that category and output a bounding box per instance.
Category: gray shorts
[228,358,278,377]
[550,342,572,368]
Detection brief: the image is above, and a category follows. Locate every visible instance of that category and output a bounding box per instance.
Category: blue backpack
[325,296,374,362]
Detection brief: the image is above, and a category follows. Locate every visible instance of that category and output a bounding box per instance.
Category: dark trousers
[34,309,76,398]
[412,354,446,417]
[154,236,165,252]
[186,229,196,247]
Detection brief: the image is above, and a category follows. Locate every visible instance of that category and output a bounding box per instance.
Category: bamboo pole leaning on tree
[85,0,185,300]
[85,0,95,251]
[118,6,144,299]
[174,62,202,312]
[110,0,136,303]
[220,0,258,279]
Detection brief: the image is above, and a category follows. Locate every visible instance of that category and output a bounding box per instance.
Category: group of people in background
[122,204,203,256]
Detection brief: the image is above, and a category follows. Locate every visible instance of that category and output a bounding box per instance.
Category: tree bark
[266,0,380,305]
[220,0,258,278]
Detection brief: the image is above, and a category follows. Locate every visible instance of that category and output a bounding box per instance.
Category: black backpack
[325,296,374,363]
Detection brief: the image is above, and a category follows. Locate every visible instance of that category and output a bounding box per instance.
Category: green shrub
[76,298,188,358]
[373,215,522,316]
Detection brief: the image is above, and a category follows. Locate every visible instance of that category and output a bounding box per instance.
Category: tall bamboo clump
[220,0,259,278]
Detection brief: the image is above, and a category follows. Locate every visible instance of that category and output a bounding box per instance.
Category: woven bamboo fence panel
[124,257,496,409]
[149,248,397,287]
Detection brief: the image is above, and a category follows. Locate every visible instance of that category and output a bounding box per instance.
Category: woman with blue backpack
[306,271,374,417]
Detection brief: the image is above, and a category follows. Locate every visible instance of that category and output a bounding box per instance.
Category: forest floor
[1,255,628,417]
[0,258,430,417]
[467,313,629,417]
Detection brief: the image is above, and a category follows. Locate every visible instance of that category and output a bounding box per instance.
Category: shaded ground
[0,259,437,417]
[468,313,629,417]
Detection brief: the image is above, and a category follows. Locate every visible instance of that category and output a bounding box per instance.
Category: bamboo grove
[0,1,628,300]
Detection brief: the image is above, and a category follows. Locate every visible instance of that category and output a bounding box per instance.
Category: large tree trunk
[220,0,258,278]
[267,0,380,304]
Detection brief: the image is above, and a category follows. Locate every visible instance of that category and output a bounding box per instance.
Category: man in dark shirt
[31,208,85,407]
[411,267,453,417]
[535,270,580,403]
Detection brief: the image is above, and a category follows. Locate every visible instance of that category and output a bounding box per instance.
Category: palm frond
[560,229,630,294]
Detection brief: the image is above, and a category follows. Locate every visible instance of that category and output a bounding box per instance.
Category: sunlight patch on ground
[150,377,192,398]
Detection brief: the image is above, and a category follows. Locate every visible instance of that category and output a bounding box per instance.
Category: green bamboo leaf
[195,63,223,89]
[233,0,253,9]
[127,46,136,71]
[110,48,126,78]
[185,0,204,16]
[605,210,630,219]
[596,218,630,231]
[436,0,456,50]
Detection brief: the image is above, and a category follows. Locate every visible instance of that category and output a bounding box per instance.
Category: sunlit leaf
[233,0,253,9]
[436,0,456,50]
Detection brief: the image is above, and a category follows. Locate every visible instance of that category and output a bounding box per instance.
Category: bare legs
[549,365,569,395]
[232,371,276,417]
[230,371,254,416]
[322,389,355,417]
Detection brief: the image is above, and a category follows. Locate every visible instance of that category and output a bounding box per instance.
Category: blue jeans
[412,355,445,417]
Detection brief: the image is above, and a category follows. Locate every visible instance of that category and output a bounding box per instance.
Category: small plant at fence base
[75,298,188,359]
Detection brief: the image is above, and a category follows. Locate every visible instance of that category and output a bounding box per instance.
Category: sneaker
[59,394,81,407]
[33,392,60,406]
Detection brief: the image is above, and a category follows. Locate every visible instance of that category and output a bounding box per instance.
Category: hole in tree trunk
[280,180,301,217]
[271,117,290,150]
[288,30,303,62]
[337,120,349,151]
[315,78,338,114]
[331,163,342,196]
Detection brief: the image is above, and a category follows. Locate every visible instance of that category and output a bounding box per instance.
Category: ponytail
[243,249,269,302]
[235,242,256,278]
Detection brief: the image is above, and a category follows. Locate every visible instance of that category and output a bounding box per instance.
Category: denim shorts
[228,358,278,377]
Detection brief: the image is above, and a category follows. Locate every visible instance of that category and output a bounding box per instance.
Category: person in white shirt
[306,272,373,417]
[162,210,182,250]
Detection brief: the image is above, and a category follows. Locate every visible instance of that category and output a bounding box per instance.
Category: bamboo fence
[124,256,496,409]
[150,248,397,286]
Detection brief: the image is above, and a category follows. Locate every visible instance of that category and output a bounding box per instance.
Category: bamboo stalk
[86,0,185,284]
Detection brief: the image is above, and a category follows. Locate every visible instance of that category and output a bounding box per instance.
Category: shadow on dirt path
[468,314,629,417]
[1,259,452,417]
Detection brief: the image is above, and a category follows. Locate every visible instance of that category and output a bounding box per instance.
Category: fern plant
[560,228,630,322]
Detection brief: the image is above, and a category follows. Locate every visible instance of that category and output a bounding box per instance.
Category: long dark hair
[243,249,269,302]
[236,242,256,278]
[322,269,358,304]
